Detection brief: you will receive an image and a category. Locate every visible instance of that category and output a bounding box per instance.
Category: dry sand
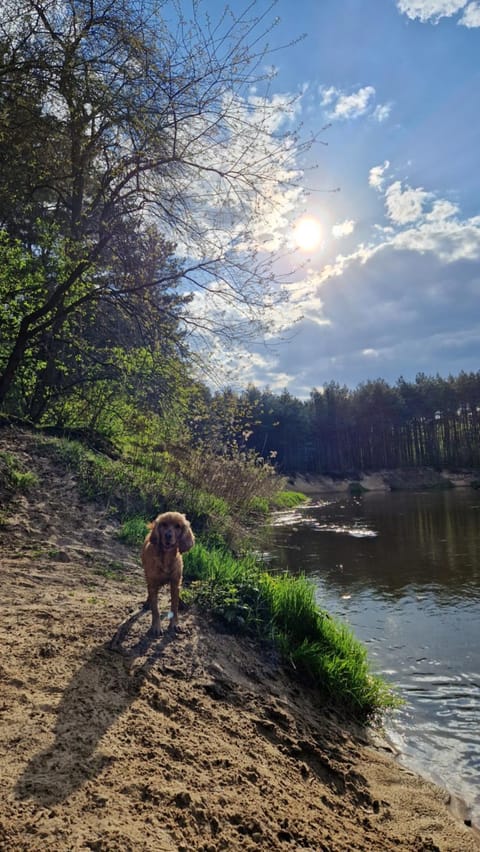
[1,429,479,851]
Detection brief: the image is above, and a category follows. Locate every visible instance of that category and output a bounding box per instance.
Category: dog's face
[149,512,195,554]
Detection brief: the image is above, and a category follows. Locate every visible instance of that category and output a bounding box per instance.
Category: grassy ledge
[179,543,399,722]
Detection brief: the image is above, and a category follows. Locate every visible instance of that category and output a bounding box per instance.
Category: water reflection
[270,490,480,602]
[268,488,480,824]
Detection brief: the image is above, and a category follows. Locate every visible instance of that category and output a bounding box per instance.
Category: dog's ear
[148,520,159,547]
[179,519,195,554]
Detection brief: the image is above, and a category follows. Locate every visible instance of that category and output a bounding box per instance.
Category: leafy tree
[0,0,309,412]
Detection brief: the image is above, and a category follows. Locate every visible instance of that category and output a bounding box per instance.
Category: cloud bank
[231,171,480,397]
[396,0,480,25]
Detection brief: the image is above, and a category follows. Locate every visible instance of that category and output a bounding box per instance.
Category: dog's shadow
[16,606,176,806]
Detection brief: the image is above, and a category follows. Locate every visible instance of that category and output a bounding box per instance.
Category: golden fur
[141,511,195,635]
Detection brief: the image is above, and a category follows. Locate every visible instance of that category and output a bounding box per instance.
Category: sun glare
[294,216,322,251]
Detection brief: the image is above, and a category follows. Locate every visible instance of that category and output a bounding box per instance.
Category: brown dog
[141,511,195,636]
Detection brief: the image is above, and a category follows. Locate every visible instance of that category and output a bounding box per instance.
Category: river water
[268,488,480,824]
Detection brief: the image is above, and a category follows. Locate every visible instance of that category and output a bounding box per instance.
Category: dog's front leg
[146,583,162,637]
[169,579,181,632]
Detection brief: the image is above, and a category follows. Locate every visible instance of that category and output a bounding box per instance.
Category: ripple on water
[385,668,480,818]
[270,489,480,824]
[312,522,378,538]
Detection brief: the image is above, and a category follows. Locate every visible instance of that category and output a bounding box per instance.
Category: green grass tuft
[247,495,270,515]
[118,516,149,546]
[272,490,308,509]
[0,450,39,494]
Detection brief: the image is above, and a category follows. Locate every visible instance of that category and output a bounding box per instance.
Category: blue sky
[198,0,480,397]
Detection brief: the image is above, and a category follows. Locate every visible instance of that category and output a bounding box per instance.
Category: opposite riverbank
[290,466,479,495]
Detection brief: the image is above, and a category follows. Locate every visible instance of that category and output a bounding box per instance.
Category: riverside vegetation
[0,425,397,722]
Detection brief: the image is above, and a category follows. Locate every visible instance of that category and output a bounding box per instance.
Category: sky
[194,0,480,398]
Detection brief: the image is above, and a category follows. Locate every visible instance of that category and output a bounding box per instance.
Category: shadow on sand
[16,607,176,806]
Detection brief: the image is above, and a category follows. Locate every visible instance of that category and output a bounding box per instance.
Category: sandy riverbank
[1,431,479,850]
[289,467,478,495]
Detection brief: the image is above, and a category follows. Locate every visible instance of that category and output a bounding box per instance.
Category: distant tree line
[223,373,480,474]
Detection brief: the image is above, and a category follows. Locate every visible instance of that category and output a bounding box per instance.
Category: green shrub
[42,436,244,548]
[183,544,268,632]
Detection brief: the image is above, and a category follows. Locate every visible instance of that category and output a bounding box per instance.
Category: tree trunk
[0,320,32,408]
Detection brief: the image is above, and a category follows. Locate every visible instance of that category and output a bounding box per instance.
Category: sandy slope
[0,428,478,851]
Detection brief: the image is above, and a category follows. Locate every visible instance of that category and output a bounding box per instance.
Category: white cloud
[373,103,392,122]
[396,0,468,22]
[320,85,378,120]
[391,214,480,261]
[459,1,480,25]
[425,199,459,220]
[332,219,356,239]
[205,158,480,396]
[384,180,431,224]
[282,269,331,327]
[332,86,375,119]
[320,86,338,106]
[319,85,391,123]
[369,160,391,191]
[396,0,480,24]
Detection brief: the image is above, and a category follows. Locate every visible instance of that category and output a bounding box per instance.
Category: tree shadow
[15,606,176,806]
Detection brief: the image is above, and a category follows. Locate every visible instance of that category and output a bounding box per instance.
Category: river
[268,487,480,825]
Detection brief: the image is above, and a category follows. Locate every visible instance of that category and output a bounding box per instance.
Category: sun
[294,216,322,251]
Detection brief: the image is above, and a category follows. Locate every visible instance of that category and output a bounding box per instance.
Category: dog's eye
[175,523,181,529]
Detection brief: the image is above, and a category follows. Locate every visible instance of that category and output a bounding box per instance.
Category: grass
[41,437,242,547]
[245,490,308,517]
[183,543,399,721]
[0,450,39,494]
[118,515,149,546]
[271,490,308,509]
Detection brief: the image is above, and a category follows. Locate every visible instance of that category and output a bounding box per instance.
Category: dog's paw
[148,624,163,638]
